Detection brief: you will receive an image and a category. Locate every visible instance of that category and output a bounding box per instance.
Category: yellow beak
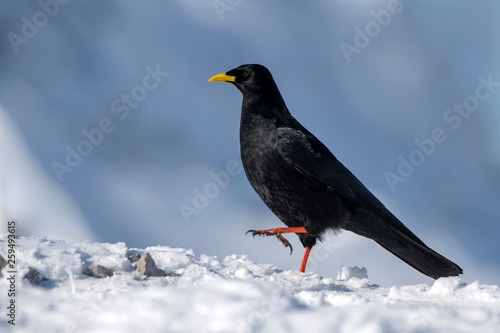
[208,72,236,82]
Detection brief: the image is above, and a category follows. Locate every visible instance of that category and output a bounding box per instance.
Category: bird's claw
[276,234,293,255]
[245,229,273,237]
[245,229,256,237]
[245,229,293,254]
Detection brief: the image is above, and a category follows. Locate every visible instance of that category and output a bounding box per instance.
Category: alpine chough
[208,64,462,279]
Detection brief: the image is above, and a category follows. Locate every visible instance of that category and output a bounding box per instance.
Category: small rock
[83,265,114,278]
[24,267,48,285]
[0,254,6,269]
[0,254,6,278]
[136,253,167,277]
[128,253,141,263]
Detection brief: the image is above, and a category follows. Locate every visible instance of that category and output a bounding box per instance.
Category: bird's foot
[245,226,308,255]
[245,226,307,237]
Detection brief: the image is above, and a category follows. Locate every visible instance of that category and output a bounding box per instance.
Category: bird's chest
[240,125,286,195]
[240,124,320,212]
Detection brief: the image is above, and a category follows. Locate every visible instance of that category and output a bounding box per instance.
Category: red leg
[299,246,312,273]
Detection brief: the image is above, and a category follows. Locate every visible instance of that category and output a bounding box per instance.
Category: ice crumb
[336,265,369,280]
[429,277,461,296]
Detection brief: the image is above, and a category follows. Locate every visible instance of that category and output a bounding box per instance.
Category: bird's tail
[346,220,463,279]
[376,228,463,279]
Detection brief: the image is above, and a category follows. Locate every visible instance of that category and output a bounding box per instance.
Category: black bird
[208,64,463,279]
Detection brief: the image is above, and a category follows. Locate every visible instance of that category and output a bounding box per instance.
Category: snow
[336,265,369,280]
[1,235,499,333]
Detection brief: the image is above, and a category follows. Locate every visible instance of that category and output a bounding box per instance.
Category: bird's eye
[242,70,250,78]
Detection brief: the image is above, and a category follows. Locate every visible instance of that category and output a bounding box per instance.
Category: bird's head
[208,64,277,96]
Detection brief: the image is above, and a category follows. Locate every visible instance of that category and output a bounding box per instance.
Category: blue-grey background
[1,0,499,286]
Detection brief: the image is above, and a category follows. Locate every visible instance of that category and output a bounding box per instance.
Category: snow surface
[1,235,499,333]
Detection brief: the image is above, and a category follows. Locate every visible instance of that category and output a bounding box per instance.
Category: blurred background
[1,0,499,286]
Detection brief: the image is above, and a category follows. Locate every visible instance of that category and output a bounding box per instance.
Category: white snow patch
[429,276,461,296]
[1,235,499,333]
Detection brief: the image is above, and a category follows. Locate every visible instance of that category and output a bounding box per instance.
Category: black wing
[276,127,426,246]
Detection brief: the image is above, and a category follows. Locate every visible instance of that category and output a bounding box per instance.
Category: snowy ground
[1,235,499,333]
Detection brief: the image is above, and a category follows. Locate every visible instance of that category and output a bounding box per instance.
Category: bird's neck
[241,90,293,126]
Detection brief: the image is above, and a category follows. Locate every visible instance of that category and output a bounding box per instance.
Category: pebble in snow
[83,265,115,278]
[24,267,49,285]
[136,252,168,277]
